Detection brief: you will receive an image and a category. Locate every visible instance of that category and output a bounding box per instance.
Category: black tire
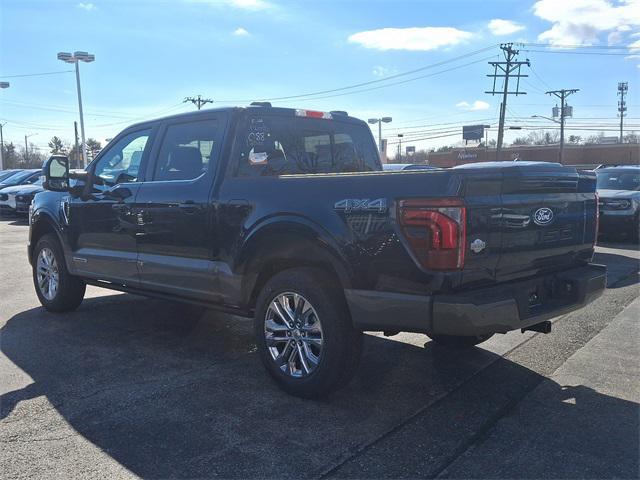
[254,267,362,398]
[428,333,494,349]
[32,234,86,312]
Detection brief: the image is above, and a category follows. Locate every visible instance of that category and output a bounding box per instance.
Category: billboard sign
[463,125,485,141]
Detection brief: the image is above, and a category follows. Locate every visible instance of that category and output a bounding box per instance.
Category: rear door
[495,165,597,282]
[133,114,226,301]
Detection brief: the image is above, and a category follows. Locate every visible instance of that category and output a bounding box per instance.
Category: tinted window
[596,171,640,191]
[94,129,150,185]
[235,116,380,177]
[154,119,218,181]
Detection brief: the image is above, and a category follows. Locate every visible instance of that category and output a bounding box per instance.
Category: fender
[28,200,71,270]
[235,214,354,308]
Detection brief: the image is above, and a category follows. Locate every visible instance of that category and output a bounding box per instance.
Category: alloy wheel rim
[36,247,59,301]
[264,292,323,378]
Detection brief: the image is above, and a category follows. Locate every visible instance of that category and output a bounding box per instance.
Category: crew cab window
[153,119,218,181]
[93,129,150,186]
[235,116,380,177]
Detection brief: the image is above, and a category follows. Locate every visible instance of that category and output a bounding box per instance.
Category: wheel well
[29,217,58,263]
[249,260,343,310]
[244,234,350,311]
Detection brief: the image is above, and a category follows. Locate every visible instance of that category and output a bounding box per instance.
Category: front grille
[599,199,632,210]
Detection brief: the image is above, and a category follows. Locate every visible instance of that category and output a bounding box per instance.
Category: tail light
[398,198,466,270]
[593,192,599,247]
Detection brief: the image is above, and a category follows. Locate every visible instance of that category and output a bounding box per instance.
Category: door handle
[179,200,198,214]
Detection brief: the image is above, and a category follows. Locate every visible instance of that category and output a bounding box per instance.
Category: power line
[521,49,634,56]
[280,56,495,102]
[0,70,74,78]
[520,43,634,50]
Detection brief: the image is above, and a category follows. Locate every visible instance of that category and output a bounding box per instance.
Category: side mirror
[43,155,69,192]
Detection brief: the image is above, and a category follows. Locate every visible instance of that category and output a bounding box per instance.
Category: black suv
[30,105,604,397]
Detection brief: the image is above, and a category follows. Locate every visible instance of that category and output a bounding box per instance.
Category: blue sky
[1,0,639,155]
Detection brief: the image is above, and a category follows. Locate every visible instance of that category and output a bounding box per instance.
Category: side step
[521,320,552,334]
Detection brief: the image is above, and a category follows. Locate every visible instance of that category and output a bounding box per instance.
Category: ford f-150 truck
[30,104,605,397]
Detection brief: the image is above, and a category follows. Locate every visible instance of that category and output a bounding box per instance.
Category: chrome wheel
[264,292,323,378]
[36,247,59,301]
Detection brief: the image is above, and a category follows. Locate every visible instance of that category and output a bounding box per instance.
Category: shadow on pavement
[1,293,638,478]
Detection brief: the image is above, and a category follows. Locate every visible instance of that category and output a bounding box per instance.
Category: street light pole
[0,82,9,171]
[367,117,393,160]
[0,123,6,171]
[24,133,37,164]
[58,51,95,168]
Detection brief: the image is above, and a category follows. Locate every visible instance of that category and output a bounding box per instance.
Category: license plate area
[517,275,579,320]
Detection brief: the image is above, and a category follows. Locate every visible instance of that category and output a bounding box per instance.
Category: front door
[66,128,153,285]
[133,115,225,301]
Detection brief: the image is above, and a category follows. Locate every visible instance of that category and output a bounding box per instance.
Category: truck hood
[0,184,43,195]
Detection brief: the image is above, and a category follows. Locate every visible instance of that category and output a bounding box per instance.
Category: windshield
[1,170,37,185]
[0,170,19,182]
[596,171,640,191]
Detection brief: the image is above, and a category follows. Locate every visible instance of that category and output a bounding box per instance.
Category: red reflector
[398,198,466,270]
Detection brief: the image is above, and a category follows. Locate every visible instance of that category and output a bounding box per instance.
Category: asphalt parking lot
[1,217,639,479]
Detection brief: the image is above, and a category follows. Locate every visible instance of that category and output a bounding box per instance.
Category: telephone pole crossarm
[184,95,213,110]
[545,88,580,164]
[485,43,530,161]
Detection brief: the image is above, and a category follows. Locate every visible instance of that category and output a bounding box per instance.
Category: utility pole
[24,135,29,164]
[618,82,628,143]
[397,134,403,161]
[546,88,579,164]
[0,122,5,171]
[485,43,529,161]
[184,95,213,110]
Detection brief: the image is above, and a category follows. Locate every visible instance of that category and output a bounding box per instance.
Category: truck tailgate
[496,165,598,282]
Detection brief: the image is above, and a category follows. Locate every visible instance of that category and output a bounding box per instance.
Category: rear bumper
[345,264,606,336]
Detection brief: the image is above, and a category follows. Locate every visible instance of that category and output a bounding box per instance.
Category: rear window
[234,115,380,177]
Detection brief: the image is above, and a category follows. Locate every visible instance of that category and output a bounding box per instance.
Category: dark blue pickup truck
[30,104,605,397]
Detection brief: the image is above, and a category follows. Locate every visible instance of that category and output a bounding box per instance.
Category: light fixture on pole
[367,117,393,155]
[58,51,95,168]
[0,82,9,89]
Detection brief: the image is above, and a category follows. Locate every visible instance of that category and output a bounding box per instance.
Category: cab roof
[126,105,365,131]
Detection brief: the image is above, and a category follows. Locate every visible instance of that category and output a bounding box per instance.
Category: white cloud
[77,2,95,11]
[233,27,250,36]
[187,0,271,10]
[348,27,473,51]
[533,0,640,47]
[456,100,490,111]
[629,39,640,51]
[488,19,525,36]
[372,65,397,77]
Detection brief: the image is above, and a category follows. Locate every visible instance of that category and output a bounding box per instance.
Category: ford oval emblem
[533,207,554,226]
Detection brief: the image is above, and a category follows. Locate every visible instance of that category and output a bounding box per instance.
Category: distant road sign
[406,146,416,155]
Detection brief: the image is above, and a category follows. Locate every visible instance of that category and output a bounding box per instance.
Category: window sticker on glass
[247,118,269,147]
